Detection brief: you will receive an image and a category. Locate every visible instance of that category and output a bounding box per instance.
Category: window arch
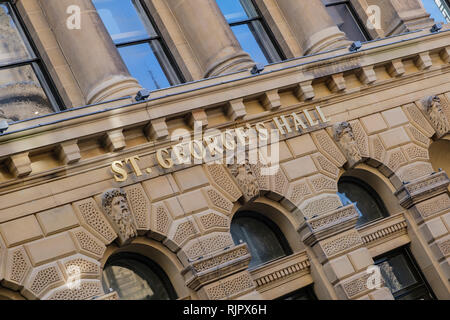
[230,211,292,269]
[337,176,389,227]
[102,252,177,300]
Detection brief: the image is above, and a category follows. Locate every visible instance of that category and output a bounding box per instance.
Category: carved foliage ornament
[101,188,137,246]
[332,122,362,168]
[228,161,260,202]
[422,95,450,138]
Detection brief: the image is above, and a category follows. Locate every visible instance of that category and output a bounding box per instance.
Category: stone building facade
[0,0,449,300]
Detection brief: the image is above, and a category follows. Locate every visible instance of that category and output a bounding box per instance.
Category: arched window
[337,176,389,227]
[102,252,177,300]
[230,212,292,269]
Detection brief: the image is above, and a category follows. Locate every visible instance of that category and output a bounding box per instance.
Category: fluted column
[276,0,351,55]
[39,0,141,104]
[166,0,255,78]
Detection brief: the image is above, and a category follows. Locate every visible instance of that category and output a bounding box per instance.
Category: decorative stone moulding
[420,95,450,139]
[228,161,260,203]
[332,121,362,168]
[101,188,138,246]
[395,171,450,209]
[299,204,360,246]
[182,244,251,291]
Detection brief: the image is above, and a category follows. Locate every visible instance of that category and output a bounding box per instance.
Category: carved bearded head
[333,122,361,167]
[423,95,450,138]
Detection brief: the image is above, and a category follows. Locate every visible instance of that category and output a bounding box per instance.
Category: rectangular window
[0,1,61,122]
[92,0,183,91]
[323,0,370,42]
[216,0,284,65]
[421,0,450,23]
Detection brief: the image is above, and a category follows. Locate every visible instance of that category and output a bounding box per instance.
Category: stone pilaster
[395,171,450,298]
[39,0,141,104]
[276,0,350,55]
[166,0,255,78]
[182,244,259,300]
[299,204,394,300]
[387,0,435,36]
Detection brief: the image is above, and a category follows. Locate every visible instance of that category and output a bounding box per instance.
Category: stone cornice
[395,171,450,208]
[358,214,409,248]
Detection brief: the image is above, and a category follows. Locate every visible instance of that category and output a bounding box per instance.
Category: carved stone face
[111,195,130,220]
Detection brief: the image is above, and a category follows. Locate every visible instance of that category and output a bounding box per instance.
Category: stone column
[39,0,141,104]
[387,0,435,36]
[166,0,255,78]
[276,0,351,55]
[396,171,450,299]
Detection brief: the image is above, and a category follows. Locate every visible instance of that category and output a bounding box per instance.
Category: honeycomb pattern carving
[405,125,429,147]
[199,212,229,230]
[404,104,434,137]
[63,258,100,275]
[46,281,102,300]
[309,205,358,231]
[369,136,386,164]
[321,231,363,257]
[437,239,450,256]
[249,161,270,190]
[72,228,106,258]
[221,272,254,298]
[403,144,429,162]
[206,188,233,213]
[288,181,312,204]
[74,199,116,243]
[300,195,342,219]
[342,273,372,299]
[386,149,408,172]
[349,120,369,157]
[397,162,434,183]
[204,283,226,300]
[172,220,197,246]
[205,164,242,200]
[124,185,150,230]
[184,233,234,259]
[154,204,171,235]
[192,246,248,272]
[8,247,31,285]
[309,175,337,193]
[313,154,339,178]
[415,194,450,218]
[311,131,346,167]
[271,168,289,195]
[29,266,61,296]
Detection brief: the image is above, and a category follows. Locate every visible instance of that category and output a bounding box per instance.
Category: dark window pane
[93,0,157,44]
[102,258,171,300]
[118,42,178,91]
[0,65,53,121]
[231,215,287,269]
[337,178,387,226]
[325,4,367,42]
[231,24,269,65]
[421,0,450,23]
[216,0,258,23]
[0,3,33,65]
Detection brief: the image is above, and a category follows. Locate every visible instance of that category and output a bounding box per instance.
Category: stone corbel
[6,152,32,178]
[395,171,450,209]
[104,129,126,152]
[56,140,81,164]
[414,52,432,70]
[294,81,315,101]
[227,98,247,121]
[356,66,377,85]
[386,59,405,77]
[145,118,169,141]
[182,244,251,291]
[326,73,346,93]
[440,47,450,64]
[260,90,281,111]
[187,109,208,129]
[299,204,360,247]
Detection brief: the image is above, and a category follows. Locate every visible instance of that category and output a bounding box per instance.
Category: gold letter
[190,139,206,160]
[111,161,127,182]
[315,106,328,123]
[273,116,292,135]
[223,130,236,150]
[303,109,319,126]
[291,112,307,130]
[157,148,174,169]
[125,155,142,177]
[255,122,268,141]
[204,134,223,156]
